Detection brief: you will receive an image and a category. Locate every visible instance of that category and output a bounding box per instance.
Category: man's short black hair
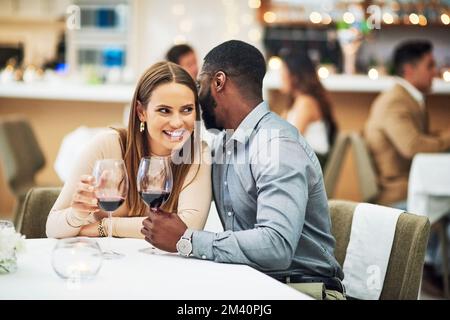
[203,40,266,98]
[166,44,194,64]
[393,40,433,76]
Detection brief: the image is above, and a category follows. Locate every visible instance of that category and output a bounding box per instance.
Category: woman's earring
[140,121,145,133]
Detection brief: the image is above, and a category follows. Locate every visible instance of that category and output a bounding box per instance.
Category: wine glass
[92,159,128,259]
[137,156,173,254]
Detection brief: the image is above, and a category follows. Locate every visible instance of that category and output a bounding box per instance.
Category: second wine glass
[137,156,173,254]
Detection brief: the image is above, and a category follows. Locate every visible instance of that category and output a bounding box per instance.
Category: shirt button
[201,255,207,260]
[227,211,233,217]
[227,151,232,155]
[224,181,227,186]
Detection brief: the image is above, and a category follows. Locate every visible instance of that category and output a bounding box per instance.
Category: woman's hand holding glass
[70,175,100,218]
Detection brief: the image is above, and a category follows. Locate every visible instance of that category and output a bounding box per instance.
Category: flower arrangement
[0,225,26,274]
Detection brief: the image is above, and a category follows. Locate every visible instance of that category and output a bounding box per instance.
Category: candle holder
[52,238,103,281]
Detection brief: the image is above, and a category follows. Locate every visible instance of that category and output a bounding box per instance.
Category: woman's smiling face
[138,82,196,156]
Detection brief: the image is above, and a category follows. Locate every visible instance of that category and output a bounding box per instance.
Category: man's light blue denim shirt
[192,101,343,280]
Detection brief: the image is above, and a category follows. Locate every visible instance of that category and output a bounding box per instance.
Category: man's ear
[213,71,227,93]
[136,101,147,122]
[402,63,415,78]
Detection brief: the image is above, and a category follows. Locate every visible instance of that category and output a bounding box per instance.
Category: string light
[264,11,277,23]
[309,11,322,24]
[343,12,355,24]
[443,71,450,82]
[382,12,394,24]
[368,68,379,80]
[248,0,261,9]
[322,13,332,25]
[418,15,427,26]
[268,56,282,70]
[441,13,450,25]
[409,13,419,24]
[317,67,330,79]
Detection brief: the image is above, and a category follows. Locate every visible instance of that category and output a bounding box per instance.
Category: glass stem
[107,211,113,252]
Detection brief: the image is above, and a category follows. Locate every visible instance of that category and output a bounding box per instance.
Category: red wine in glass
[97,197,125,212]
[137,156,173,254]
[140,191,170,209]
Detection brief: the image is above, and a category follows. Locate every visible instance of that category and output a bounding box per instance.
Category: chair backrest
[18,187,61,239]
[350,132,379,202]
[323,132,351,199]
[0,116,45,195]
[328,200,430,300]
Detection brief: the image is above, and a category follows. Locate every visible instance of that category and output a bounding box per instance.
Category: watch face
[176,239,192,256]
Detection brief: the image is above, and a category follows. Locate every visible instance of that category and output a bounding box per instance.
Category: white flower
[0,227,26,260]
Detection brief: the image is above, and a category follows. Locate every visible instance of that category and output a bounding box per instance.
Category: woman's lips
[163,129,186,142]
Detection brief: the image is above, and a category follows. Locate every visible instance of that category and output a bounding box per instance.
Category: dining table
[0,237,311,300]
[407,153,450,224]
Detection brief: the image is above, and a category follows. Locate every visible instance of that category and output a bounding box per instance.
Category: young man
[142,40,344,300]
[364,40,450,207]
[166,44,199,80]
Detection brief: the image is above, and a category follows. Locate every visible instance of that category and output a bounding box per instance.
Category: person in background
[280,50,338,168]
[364,40,450,208]
[46,62,211,239]
[141,40,345,300]
[166,44,199,80]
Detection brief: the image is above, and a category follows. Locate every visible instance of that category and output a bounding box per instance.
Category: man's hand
[141,208,188,253]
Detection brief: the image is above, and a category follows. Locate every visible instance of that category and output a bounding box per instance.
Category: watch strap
[182,229,193,241]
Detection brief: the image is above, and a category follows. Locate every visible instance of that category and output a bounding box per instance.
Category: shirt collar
[229,101,270,145]
[396,77,425,109]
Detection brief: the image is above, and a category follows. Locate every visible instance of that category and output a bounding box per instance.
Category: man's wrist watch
[176,229,193,257]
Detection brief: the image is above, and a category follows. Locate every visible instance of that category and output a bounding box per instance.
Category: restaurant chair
[19,187,61,239]
[0,116,46,227]
[323,132,351,199]
[329,199,430,300]
[349,132,379,203]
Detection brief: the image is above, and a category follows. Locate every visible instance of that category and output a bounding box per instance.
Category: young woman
[280,51,338,167]
[46,62,211,238]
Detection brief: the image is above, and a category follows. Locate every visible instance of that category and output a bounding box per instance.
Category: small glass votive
[52,238,103,281]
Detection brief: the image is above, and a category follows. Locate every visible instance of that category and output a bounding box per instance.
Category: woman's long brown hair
[115,62,201,216]
[281,51,338,146]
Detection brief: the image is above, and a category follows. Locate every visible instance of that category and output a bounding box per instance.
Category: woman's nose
[169,114,184,128]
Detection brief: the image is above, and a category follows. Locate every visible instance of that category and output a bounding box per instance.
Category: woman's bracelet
[98,220,107,237]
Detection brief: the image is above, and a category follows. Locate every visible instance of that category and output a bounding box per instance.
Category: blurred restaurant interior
[0,0,450,300]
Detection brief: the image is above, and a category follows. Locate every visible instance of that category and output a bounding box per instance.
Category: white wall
[132,0,264,75]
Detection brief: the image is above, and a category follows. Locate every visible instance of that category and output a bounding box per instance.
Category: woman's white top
[286,108,330,155]
[303,120,330,155]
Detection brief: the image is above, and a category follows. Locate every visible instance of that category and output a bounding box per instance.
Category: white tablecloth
[0,238,310,300]
[407,153,450,224]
